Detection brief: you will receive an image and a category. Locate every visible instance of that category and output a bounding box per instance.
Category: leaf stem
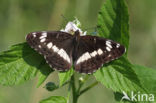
[78,81,98,97]
[70,75,98,103]
[77,75,89,93]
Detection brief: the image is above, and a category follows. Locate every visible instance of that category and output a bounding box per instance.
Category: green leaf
[40,96,67,103]
[58,68,74,86]
[0,43,44,86]
[37,60,54,87]
[94,0,146,97]
[97,0,129,51]
[94,57,146,94]
[114,92,136,103]
[132,65,156,95]
[113,65,156,103]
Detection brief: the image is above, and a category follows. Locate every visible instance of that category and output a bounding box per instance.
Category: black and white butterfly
[26,30,126,74]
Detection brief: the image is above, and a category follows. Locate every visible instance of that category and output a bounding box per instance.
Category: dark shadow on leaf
[39,60,54,76]
[22,42,53,76]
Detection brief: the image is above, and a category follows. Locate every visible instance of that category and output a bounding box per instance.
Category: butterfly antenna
[83,26,97,31]
[83,26,98,35]
[61,14,69,22]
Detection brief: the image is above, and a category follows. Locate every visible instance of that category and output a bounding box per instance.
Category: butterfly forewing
[74,35,126,74]
[26,30,125,74]
[26,31,74,71]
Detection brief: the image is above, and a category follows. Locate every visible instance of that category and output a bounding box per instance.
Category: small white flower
[73,17,81,28]
[61,18,87,36]
[83,31,87,36]
[79,77,84,82]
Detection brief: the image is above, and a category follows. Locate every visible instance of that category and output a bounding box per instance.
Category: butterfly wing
[73,35,126,74]
[26,31,74,71]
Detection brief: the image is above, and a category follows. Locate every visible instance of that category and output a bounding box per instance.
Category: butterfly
[26,22,126,74]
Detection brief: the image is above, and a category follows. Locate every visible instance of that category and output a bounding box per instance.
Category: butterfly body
[26,30,125,74]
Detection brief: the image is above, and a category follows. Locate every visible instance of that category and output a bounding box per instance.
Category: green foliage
[114,64,156,103]
[132,65,156,95]
[0,0,155,103]
[0,43,43,86]
[97,0,129,52]
[95,0,146,97]
[58,68,74,86]
[40,96,67,103]
[96,0,156,102]
[114,92,134,103]
[0,42,55,87]
[37,60,54,87]
[94,57,146,94]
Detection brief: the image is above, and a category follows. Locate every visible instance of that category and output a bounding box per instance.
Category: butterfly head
[74,30,80,36]
[74,30,81,41]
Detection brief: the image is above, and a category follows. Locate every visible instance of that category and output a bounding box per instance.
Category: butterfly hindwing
[26,30,125,74]
[26,31,74,71]
[74,35,126,74]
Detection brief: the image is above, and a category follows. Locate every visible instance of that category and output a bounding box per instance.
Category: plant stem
[70,75,98,103]
[67,79,72,103]
[71,75,78,103]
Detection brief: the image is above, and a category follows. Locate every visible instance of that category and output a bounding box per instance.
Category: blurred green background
[0,0,156,103]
